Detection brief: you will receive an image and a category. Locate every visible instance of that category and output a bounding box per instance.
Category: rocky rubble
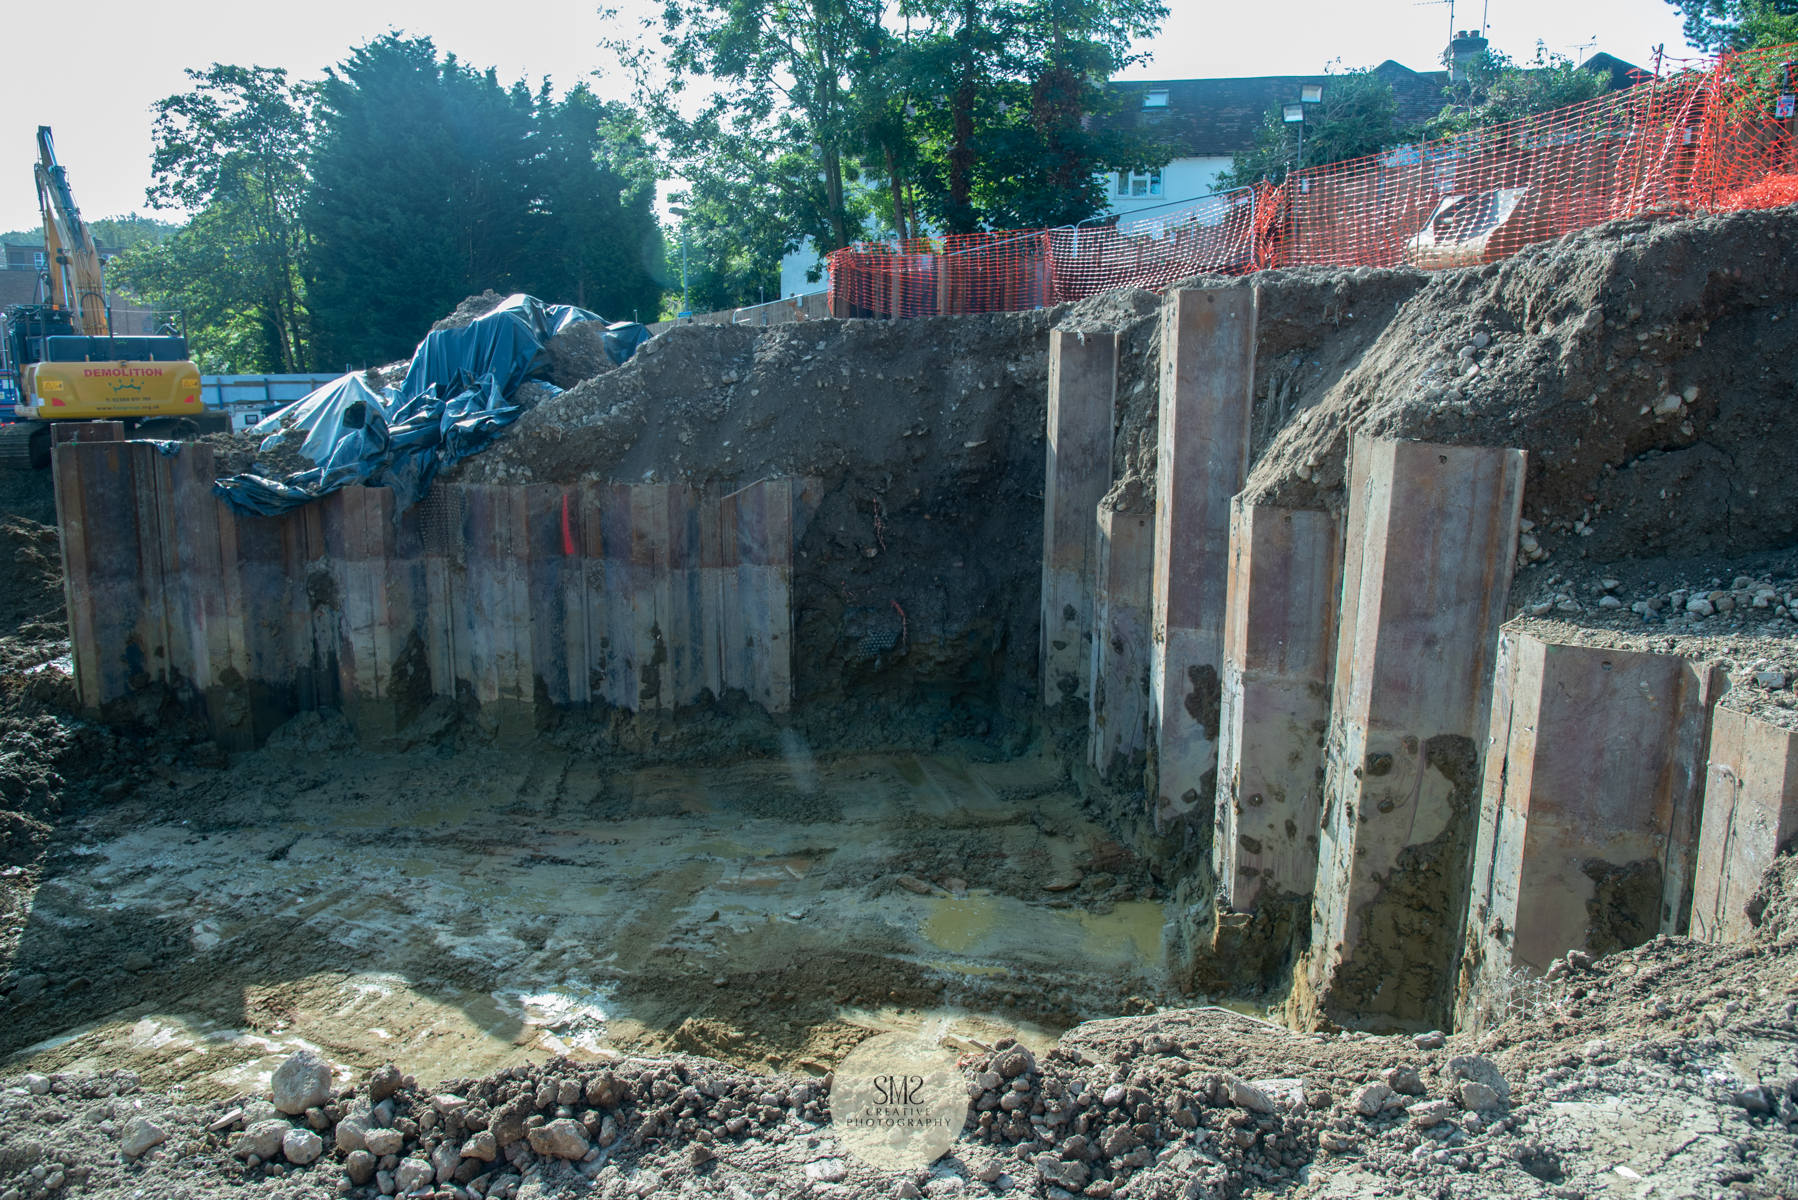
[9,976,1798,1200]
[1504,545,1798,729]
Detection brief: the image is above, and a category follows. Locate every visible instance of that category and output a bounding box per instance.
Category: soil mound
[1237,206,1798,567]
[430,289,509,333]
[543,319,621,389]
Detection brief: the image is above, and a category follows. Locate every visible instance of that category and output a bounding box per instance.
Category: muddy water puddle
[4,747,1167,1093]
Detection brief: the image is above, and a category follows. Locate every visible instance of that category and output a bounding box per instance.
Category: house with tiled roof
[1093,42,1643,218]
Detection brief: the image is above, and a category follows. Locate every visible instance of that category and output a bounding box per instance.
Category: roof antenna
[1413,0,1456,45]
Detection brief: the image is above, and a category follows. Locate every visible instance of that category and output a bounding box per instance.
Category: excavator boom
[34,126,107,336]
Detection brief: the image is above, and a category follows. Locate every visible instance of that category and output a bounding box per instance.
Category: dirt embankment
[449,312,1067,755]
[1239,208,1798,555]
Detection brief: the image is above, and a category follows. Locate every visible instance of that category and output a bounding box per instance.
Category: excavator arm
[34,126,108,336]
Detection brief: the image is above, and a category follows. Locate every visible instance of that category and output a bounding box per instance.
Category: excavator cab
[1,305,211,468]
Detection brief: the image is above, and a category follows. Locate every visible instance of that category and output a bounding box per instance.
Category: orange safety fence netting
[827,42,1798,318]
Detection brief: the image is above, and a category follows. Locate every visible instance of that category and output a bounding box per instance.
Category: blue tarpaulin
[212,294,649,517]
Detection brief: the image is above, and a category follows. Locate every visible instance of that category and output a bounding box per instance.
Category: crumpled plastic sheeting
[245,373,389,464]
[213,294,649,518]
[215,375,520,518]
[398,294,598,406]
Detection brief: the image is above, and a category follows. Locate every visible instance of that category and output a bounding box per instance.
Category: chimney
[1448,30,1489,83]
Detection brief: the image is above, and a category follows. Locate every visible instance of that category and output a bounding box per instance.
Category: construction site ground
[6,204,1798,1199]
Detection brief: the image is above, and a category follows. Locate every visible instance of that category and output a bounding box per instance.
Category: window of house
[1143,89,1169,108]
[1116,170,1163,198]
[33,252,45,267]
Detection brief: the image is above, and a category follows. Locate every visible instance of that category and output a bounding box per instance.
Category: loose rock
[271,1050,334,1115]
[527,1118,590,1160]
[368,1062,403,1103]
[235,1120,288,1161]
[1229,1078,1275,1113]
[283,1127,324,1166]
[119,1117,167,1158]
[1353,1082,1396,1117]
[344,1149,377,1186]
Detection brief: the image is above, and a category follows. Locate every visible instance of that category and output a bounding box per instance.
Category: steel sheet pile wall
[1457,635,1719,1032]
[55,429,811,748]
[1037,287,1792,1033]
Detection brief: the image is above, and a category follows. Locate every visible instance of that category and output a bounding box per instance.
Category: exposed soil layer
[450,311,1065,753]
[1504,546,1798,729]
[1239,207,1798,568]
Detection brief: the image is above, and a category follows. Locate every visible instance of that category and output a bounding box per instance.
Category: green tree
[90,215,182,253]
[1425,45,1613,135]
[644,0,885,258]
[1666,0,1798,52]
[891,0,1169,232]
[526,85,665,321]
[1218,69,1404,187]
[108,65,315,373]
[649,94,855,310]
[3,217,179,253]
[305,35,539,370]
[625,0,1170,307]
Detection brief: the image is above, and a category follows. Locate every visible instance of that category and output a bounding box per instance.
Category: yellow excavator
[0,126,205,467]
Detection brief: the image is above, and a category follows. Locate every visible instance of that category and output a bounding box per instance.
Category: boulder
[526,1118,589,1160]
[1446,1055,1510,1105]
[235,1120,289,1161]
[283,1128,324,1165]
[368,1063,403,1103]
[120,1117,168,1158]
[431,1141,462,1183]
[362,1127,405,1157]
[994,1045,1036,1079]
[1352,1083,1395,1117]
[272,1051,334,1116]
[1457,1081,1500,1111]
[1229,1079,1275,1113]
[344,1150,377,1186]
[393,1157,434,1194]
[333,1106,371,1154]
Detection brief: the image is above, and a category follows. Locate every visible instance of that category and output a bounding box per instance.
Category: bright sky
[0,0,1697,235]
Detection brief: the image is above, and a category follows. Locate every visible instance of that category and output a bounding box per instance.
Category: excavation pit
[3,745,1170,1098]
[5,205,1798,1198]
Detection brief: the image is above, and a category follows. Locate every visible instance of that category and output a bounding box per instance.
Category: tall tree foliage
[882,0,1169,232]
[306,36,539,369]
[525,84,665,321]
[307,37,664,368]
[647,0,881,258]
[108,65,314,373]
[629,0,1169,308]
[1425,46,1613,135]
[1666,0,1798,52]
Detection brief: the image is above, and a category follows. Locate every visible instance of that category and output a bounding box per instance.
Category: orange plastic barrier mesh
[827,43,1798,317]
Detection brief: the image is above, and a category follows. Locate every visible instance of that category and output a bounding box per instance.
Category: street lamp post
[1284,84,1324,173]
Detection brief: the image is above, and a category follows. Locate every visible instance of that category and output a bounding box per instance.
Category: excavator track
[0,421,50,470]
